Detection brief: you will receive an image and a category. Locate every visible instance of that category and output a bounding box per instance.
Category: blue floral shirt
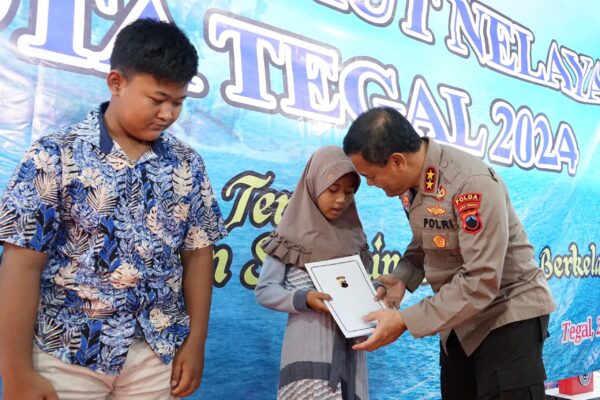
[0,103,227,375]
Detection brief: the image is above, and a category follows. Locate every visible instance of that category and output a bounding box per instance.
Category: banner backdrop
[1,1,599,399]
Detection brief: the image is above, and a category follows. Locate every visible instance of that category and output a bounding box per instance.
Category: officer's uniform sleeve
[401,174,509,338]
[391,235,425,292]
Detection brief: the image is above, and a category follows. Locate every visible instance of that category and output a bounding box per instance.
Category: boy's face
[108,71,188,142]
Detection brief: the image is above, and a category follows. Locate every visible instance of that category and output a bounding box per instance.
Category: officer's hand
[352,309,407,352]
[374,274,407,309]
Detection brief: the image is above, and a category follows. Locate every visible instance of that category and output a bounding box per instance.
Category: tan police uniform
[392,139,556,356]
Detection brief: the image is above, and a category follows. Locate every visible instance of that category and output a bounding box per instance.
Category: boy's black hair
[110,18,198,85]
[343,107,422,166]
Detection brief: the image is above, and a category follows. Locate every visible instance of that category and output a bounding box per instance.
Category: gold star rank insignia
[424,166,437,193]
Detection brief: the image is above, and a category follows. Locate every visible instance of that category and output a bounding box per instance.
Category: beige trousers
[33,339,177,400]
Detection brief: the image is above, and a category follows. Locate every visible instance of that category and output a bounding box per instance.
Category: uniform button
[441,160,448,167]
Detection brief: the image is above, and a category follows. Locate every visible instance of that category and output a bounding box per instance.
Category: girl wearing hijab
[255,146,379,400]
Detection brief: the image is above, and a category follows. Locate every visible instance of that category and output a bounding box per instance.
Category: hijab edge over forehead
[262,146,372,269]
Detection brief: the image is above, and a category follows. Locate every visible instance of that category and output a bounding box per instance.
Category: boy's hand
[2,370,58,400]
[170,338,205,398]
[306,290,332,313]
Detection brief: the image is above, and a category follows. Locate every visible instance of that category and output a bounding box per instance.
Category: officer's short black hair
[110,18,198,85]
[343,107,422,166]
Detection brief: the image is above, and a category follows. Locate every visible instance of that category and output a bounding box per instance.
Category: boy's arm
[170,245,214,398]
[0,243,58,400]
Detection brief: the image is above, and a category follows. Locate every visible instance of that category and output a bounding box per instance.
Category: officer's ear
[389,152,408,171]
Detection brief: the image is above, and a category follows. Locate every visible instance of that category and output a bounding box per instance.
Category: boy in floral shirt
[0,19,227,399]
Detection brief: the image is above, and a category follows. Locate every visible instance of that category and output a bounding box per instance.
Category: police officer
[344,107,555,400]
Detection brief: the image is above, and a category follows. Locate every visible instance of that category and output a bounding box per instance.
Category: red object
[558,374,594,395]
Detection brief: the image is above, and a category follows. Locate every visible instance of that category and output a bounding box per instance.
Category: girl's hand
[306,290,332,313]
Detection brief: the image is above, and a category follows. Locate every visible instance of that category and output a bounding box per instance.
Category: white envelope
[305,254,385,338]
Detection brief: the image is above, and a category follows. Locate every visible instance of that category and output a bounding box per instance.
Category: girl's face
[316,173,357,221]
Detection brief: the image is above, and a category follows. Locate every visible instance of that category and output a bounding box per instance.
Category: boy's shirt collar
[97,101,166,157]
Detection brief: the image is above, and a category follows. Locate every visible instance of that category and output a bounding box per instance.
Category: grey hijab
[262,146,371,269]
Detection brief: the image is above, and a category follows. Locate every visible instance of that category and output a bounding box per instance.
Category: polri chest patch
[423,217,455,230]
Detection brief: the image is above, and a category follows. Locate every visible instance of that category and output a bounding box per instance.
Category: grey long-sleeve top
[255,255,312,313]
